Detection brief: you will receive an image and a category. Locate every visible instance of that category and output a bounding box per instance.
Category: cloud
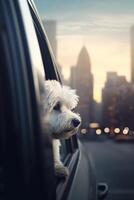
[57,13,134,38]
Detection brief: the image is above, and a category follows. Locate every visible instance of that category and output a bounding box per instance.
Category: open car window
[29,2,79,169]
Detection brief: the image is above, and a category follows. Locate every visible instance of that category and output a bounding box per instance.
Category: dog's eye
[53,102,61,111]
[71,108,75,112]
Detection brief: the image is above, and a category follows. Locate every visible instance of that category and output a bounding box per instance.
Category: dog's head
[43,80,81,139]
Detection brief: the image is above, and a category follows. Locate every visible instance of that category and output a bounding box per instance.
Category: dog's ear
[44,80,79,110]
[44,80,62,110]
[62,86,79,109]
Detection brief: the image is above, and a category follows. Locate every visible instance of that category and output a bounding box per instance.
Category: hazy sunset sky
[34,0,134,102]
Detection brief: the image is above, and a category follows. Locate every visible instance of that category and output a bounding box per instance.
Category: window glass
[60,139,68,162]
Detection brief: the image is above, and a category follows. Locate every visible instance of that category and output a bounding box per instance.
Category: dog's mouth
[64,128,74,132]
[53,127,78,139]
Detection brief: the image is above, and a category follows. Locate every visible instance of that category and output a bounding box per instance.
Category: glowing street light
[96,129,102,135]
[104,127,110,133]
[123,127,129,135]
[89,122,99,129]
[81,129,87,134]
[114,128,120,134]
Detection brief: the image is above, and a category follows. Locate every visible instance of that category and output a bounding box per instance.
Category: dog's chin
[53,128,78,139]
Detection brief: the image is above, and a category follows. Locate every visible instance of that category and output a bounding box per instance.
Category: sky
[34,0,134,102]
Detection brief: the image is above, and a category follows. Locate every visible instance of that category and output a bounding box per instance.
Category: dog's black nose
[72,119,80,127]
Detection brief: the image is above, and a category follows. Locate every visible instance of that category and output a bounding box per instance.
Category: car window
[29,5,77,167]
[60,139,69,161]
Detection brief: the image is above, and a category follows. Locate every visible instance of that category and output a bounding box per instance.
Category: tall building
[42,19,66,81]
[70,46,93,128]
[102,72,134,129]
[130,25,134,83]
[42,20,57,59]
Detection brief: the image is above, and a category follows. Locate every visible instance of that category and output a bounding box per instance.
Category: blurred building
[70,46,94,128]
[58,64,67,84]
[131,25,134,84]
[93,101,102,124]
[102,72,134,129]
[42,19,66,82]
[42,20,57,59]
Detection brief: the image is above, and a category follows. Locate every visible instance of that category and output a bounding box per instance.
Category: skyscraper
[102,72,134,129]
[42,19,66,82]
[130,25,134,83]
[42,20,57,59]
[70,46,93,128]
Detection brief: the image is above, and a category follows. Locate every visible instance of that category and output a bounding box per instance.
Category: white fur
[43,80,81,177]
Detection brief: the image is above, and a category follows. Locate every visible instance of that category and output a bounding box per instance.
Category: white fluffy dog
[43,80,81,177]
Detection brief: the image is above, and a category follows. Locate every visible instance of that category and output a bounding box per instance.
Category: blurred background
[34,0,134,140]
[34,1,134,198]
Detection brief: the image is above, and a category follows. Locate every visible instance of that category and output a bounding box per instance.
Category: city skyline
[131,25,134,84]
[102,71,134,129]
[70,46,93,127]
[35,0,134,102]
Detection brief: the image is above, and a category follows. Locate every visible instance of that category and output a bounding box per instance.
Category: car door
[0,0,55,199]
